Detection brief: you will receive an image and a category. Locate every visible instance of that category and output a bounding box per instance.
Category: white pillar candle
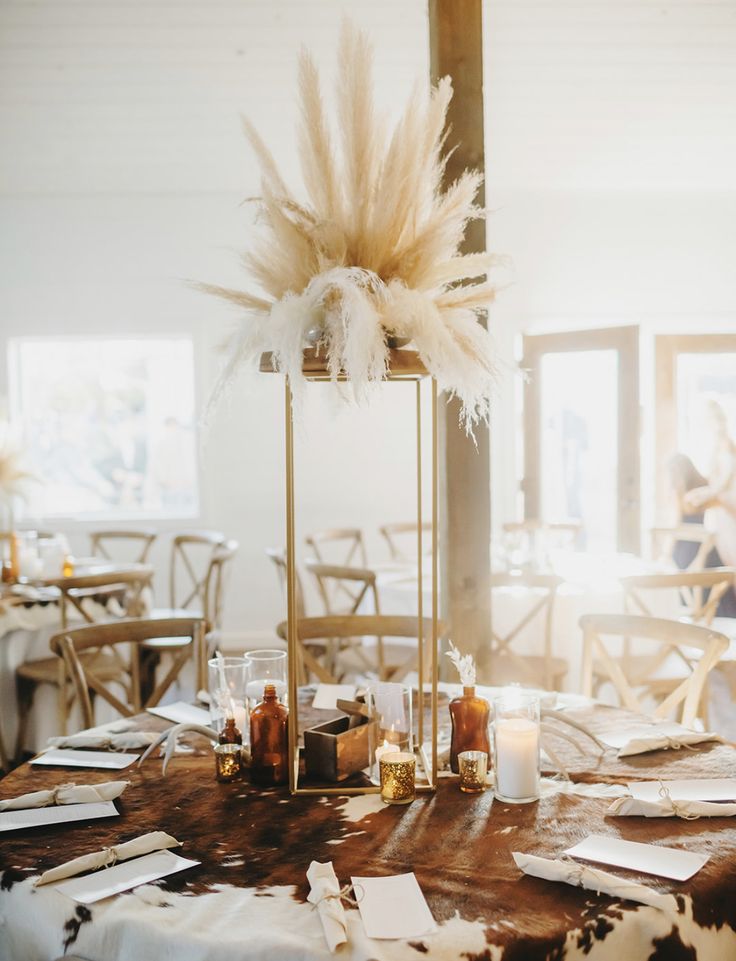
[495,717,539,801]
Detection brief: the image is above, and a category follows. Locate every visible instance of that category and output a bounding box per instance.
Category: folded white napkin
[618,731,724,758]
[0,780,129,812]
[512,852,677,912]
[306,860,349,952]
[48,732,159,751]
[607,796,736,819]
[35,831,182,886]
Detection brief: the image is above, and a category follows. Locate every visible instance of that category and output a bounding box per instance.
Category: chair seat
[17,650,124,686]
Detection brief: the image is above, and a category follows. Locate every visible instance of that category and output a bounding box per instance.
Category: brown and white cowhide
[2,706,736,961]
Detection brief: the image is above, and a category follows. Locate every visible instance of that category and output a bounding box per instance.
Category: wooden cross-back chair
[580,613,729,727]
[304,528,367,611]
[379,522,433,562]
[304,558,382,676]
[52,617,206,729]
[169,530,227,613]
[650,525,717,573]
[89,528,158,564]
[622,568,735,627]
[266,548,306,620]
[14,565,154,755]
[276,614,447,685]
[489,572,566,690]
[143,539,238,691]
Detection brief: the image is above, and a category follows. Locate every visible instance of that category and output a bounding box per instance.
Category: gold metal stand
[263,348,439,795]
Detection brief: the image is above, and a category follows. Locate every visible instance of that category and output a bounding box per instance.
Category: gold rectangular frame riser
[284,372,439,795]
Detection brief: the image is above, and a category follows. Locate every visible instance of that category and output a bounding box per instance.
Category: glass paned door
[655,335,736,526]
[523,326,640,553]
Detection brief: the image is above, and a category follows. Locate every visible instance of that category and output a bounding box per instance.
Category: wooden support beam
[429,0,493,680]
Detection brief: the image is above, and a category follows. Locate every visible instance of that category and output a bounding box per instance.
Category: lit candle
[494,718,539,802]
[458,750,488,794]
[374,738,396,767]
[379,751,416,805]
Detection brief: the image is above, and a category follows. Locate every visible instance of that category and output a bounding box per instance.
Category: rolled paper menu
[607,796,736,819]
[35,831,182,886]
[617,730,723,758]
[48,732,160,751]
[306,860,349,953]
[0,781,129,811]
[512,852,677,912]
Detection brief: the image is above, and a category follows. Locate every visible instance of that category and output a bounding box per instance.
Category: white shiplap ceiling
[1,0,735,194]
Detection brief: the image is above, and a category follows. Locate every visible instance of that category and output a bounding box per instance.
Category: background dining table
[1,696,735,961]
[0,560,152,755]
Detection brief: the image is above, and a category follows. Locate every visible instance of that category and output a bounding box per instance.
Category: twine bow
[660,736,697,752]
[311,882,363,909]
[43,783,74,807]
[658,780,700,820]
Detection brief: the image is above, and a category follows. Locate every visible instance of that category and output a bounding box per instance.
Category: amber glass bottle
[449,687,490,774]
[250,683,289,786]
[219,716,242,745]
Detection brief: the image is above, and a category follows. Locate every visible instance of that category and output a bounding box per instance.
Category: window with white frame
[9,337,199,519]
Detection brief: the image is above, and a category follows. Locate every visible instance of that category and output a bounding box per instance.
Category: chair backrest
[621,568,735,626]
[579,613,729,726]
[275,614,447,683]
[89,529,158,564]
[202,540,238,630]
[169,530,227,613]
[304,558,379,617]
[650,525,717,573]
[266,548,306,619]
[489,572,563,688]
[51,616,206,728]
[379,522,432,562]
[305,528,367,566]
[46,565,154,629]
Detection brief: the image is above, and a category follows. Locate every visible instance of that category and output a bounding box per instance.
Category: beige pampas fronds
[0,428,34,505]
[203,21,506,430]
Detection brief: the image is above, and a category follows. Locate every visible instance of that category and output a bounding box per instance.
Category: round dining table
[1,697,736,961]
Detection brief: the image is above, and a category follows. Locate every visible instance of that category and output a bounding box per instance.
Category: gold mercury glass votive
[379,751,416,805]
[458,750,488,793]
[215,743,242,782]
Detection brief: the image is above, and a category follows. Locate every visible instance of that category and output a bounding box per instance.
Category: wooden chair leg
[14,676,36,763]
[0,723,9,773]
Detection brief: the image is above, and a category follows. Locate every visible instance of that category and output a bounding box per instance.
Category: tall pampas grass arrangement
[202,22,505,430]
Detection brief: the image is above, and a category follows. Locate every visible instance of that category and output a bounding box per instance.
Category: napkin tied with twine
[35,831,181,887]
[0,781,129,811]
[513,852,677,912]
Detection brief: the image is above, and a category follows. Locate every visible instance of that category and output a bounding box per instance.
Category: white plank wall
[1,0,735,640]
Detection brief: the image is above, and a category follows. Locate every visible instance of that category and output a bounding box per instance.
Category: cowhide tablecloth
[1,705,736,961]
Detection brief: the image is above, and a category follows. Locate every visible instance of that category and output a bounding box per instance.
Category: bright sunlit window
[9,337,199,520]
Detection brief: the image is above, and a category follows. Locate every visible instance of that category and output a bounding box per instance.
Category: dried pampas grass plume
[201,21,506,430]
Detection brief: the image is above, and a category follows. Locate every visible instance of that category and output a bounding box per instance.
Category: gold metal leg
[285,380,299,793]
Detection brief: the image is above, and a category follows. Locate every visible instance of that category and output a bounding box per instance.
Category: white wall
[0,0,431,641]
[2,0,735,640]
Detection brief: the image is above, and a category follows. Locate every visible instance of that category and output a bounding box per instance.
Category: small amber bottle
[250,683,289,786]
[215,716,242,782]
[219,717,242,746]
[449,686,491,774]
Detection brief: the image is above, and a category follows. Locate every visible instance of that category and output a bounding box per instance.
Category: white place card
[147,702,211,726]
[565,833,708,881]
[31,749,137,770]
[54,850,200,904]
[312,684,357,711]
[0,801,118,833]
[351,873,436,940]
[598,721,691,750]
[628,779,736,804]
